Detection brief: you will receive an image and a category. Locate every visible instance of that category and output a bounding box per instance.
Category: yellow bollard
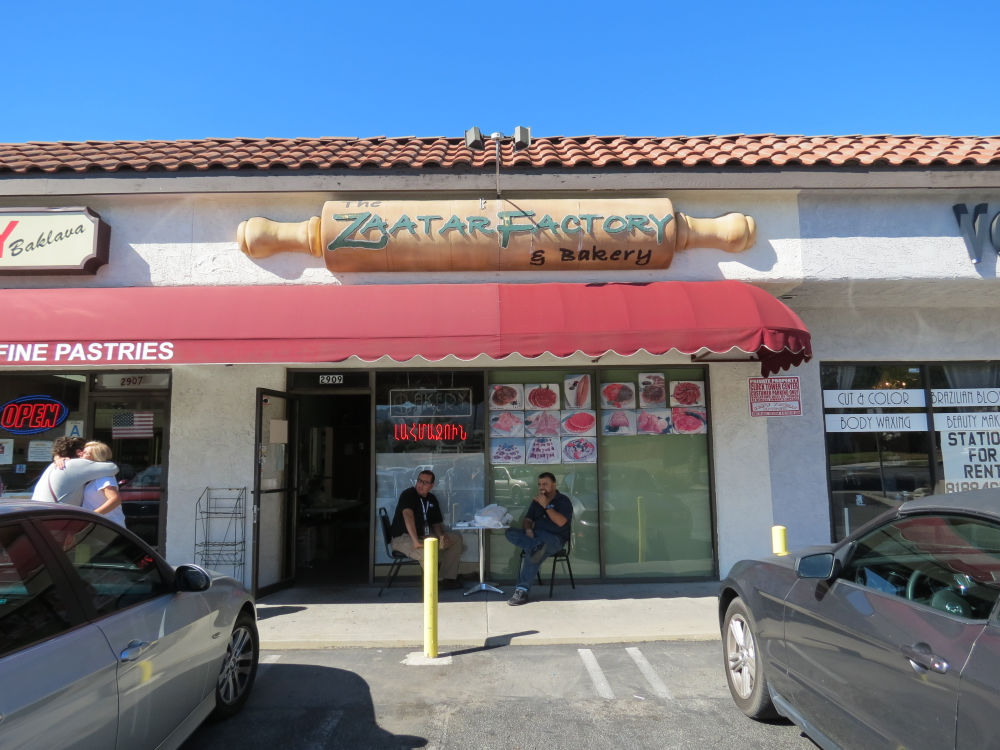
[771,525,788,556]
[423,536,438,659]
[636,496,645,564]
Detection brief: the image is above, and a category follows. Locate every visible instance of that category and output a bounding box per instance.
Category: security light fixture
[463,126,532,199]
[463,126,532,151]
[464,127,483,150]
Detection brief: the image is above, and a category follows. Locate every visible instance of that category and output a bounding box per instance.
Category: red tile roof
[2,135,1000,175]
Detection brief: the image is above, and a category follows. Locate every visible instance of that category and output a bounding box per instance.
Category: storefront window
[0,371,169,549]
[373,372,486,565]
[91,398,168,548]
[822,365,931,540]
[0,373,88,497]
[928,363,1000,495]
[487,367,713,580]
[822,363,1000,541]
[600,367,712,578]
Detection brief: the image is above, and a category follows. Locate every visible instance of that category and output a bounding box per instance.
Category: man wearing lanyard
[504,472,573,606]
[389,469,465,589]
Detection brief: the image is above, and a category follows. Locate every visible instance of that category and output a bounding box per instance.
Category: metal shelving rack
[194,487,247,581]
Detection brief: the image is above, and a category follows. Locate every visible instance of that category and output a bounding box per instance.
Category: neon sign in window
[1,395,68,435]
[393,423,468,441]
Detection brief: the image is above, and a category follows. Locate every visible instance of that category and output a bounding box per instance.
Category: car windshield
[844,513,1000,619]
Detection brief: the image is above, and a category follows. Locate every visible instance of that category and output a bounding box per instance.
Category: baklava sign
[0,207,110,275]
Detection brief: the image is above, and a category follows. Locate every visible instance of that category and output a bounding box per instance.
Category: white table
[455,523,507,596]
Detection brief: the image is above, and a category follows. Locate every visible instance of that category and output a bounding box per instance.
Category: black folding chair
[520,529,576,598]
[377,506,418,596]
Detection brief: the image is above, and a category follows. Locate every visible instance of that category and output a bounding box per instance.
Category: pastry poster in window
[639,373,667,408]
[489,383,523,410]
[526,437,560,464]
[562,436,597,463]
[600,382,636,409]
[601,410,636,436]
[563,374,591,409]
[671,407,708,434]
[490,411,525,437]
[561,410,597,436]
[491,439,525,464]
[637,409,672,435]
[524,410,561,437]
[669,380,704,407]
[525,383,560,410]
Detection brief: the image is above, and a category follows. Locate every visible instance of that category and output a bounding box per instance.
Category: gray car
[0,501,258,749]
[719,488,1000,750]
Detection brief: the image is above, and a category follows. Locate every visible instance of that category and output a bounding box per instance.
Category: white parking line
[578,648,615,699]
[626,647,672,699]
[260,654,281,664]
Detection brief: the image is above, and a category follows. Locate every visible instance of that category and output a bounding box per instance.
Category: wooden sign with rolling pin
[238,198,755,273]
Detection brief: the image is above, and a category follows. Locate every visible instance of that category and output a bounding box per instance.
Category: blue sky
[5,1,996,143]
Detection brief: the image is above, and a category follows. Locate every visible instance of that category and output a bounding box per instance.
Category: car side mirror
[175,564,212,592]
[796,552,840,580]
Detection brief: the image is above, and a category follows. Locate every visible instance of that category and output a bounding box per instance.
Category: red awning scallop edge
[0,281,810,376]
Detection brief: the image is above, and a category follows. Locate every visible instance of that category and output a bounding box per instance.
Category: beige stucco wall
[165,364,285,583]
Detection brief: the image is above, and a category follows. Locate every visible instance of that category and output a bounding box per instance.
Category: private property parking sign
[749,376,802,417]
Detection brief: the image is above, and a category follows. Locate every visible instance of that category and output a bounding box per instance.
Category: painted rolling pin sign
[238,198,756,272]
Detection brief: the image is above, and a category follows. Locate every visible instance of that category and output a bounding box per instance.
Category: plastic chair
[377,506,418,596]
[520,529,576,598]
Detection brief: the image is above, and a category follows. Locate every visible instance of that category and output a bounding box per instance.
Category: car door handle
[901,642,949,674]
[120,639,152,662]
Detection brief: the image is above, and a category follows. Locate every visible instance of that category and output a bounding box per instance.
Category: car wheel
[213,611,259,718]
[723,597,777,719]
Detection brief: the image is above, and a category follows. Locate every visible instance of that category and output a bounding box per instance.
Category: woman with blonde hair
[81,441,126,527]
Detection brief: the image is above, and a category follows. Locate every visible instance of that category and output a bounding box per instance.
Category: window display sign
[933,412,1000,430]
[940,429,1000,492]
[824,413,928,432]
[27,440,53,462]
[822,388,925,408]
[0,207,110,275]
[751,376,802,417]
[931,388,1000,406]
[394,423,468,442]
[0,395,68,435]
[0,438,12,465]
[389,388,472,418]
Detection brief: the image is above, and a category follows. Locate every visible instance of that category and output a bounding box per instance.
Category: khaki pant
[391,531,464,579]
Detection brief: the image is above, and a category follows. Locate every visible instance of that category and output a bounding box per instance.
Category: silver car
[0,501,258,749]
[719,488,1000,749]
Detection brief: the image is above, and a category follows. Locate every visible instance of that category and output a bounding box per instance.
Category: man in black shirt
[390,469,465,589]
[504,472,573,605]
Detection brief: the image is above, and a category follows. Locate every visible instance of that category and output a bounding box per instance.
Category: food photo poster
[489,374,708,470]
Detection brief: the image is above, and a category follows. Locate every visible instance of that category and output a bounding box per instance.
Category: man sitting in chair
[390,470,465,590]
[505,472,573,606]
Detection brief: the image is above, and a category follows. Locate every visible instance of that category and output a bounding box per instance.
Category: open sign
[0,395,68,435]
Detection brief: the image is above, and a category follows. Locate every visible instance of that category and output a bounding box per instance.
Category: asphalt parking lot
[184,641,816,750]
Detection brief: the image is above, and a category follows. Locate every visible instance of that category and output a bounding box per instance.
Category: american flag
[112,411,154,439]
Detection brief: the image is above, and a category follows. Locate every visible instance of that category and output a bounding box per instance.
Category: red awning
[0,281,811,375]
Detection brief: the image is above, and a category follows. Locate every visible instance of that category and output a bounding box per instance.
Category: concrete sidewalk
[255,581,721,649]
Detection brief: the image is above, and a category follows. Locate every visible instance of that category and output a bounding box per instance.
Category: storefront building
[0,134,997,594]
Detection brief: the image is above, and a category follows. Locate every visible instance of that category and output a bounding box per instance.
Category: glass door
[254,388,296,594]
[90,395,168,550]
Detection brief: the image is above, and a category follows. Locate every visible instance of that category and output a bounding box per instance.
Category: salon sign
[0,207,110,275]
